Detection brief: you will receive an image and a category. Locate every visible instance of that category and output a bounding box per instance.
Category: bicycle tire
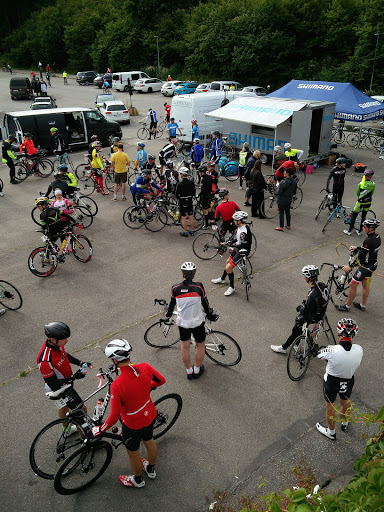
[261,196,279,219]
[72,234,93,262]
[29,417,86,480]
[76,196,98,216]
[330,273,352,304]
[14,162,28,182]
[28,247,58,277]
[75,206,93,229]
[287,335,311,381]
[123,206,147,229]
[295,169,306,186]
[315,198,327,220]
[137,127,148,140]
[53,440,113,495]
[193,209,204,231]
[248,232,257,258]
[153,393,183,439]
[221,143,235,158]
[321,210,336,232]
[0,280,23,310]
[144,208,167,232]
[144,320,180,348]
[333,130,345,144]
[192,232,221,260]
[356,209,376,224]
[245,276,250,300]
[31,206,41,225]
[75,163,92,180]
[205,330,242,367]
[104,172,115,192]
[77,176,96,196]
[346,133,359,147]
[38,158,54,178]
[364,135,378,150]
[291,187,303,209]
[222,162,239,181]
[156,126,164,138]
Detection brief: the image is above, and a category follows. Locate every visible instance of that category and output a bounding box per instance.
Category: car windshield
[106,105,126,111]
[97,94,114,102]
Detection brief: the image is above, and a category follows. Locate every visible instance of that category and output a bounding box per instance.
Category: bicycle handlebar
[154,298,167,306]
[320,262,343,271]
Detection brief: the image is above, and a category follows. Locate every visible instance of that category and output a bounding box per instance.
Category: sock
[186,368,193,374]
[229,273,234,288]
[221,270,227,280]
[114,195,117,199]
[329,428,336,435]
[147,464,155,473]
[134,475,143,484]
[204,214,209,227]
[194,365,200,374]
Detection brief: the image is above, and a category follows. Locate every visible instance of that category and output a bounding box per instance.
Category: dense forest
[1,0,384,94]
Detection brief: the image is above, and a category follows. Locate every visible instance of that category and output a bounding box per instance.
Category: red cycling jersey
[101,363,165,431]
[215,200,240,222]
[275,160,295,179]
[37,343,73,382]
[19,139,37,156]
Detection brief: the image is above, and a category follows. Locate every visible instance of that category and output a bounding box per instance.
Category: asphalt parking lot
[0,71,383,512]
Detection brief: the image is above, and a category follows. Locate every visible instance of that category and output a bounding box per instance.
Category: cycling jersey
[284,148,303,161]
[19,139,37,156]
[356,178,375,204]
[101,364,165,431]
[40,207,73,238]
[110,144,119,154]
[167,122,179,137]
[358,232,381,267]
[164,104,171,117]
[166,280,211,328]
[2,140,17,163]
[200,174,213,198]
[317,341,363,379]
[327,165,346,189]
[215,200,240,222]
[210,138,222,159]
[61,172,77,189]
[52,198,74,220]
[300,282,328,323]
[130,175,162,196]
[275,160,295,179]
[192,125,199,140]
[135,149,147,166]
[146,110,158,123]
[159,142,176,160]
[232,224,252,253]
[37,341,81,391]
[92,148,104,171]
[53,133,66,154]
[190,144,204,163]
[163,168,179,193]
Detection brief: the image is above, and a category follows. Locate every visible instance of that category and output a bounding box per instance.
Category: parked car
[76,71,99,85]
[133,78,163,93]
[195,83,212,93]
[161,80,183,97]
[93,73,113,88]
[31,103,56,110]
[243,85,267,95]
[112,71,150,92]
[99,100,130,124]
[95,93,116,108]
[30,96,57,109]
[174,82,200,95]
[210,81,243,91]
[10,77,33,100]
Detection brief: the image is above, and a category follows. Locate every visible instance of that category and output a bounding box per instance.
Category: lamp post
[154,36,160,77]
[369,33,380,91]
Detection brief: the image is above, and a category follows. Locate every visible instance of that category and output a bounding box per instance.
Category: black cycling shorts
[352,266,374,283]
[323,374,354,403]
[122,418,155,451]
[178,322,206,343]
[179,198,193,217]
[51,385,83,410]
[150,121,158,130]
[200,196,212,210]
[211,155,220,164]
[159,156,166,166]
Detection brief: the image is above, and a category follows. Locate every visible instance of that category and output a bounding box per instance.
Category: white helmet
[232,211,248,221]
[179,167,190,176]
[193,138,200,143]
[274,145,281,151]
[301,265,319,280]
[105,339,132,361]
[284,142,291,149]
[181,261,196,272]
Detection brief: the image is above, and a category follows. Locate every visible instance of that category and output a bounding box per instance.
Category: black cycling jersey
[358,232,381,268]
[200,174,213,198]
[299,282,328,323]
[175,178,195,200]
[159,143,176,160]
[327,165,346,189]
[45,179,70,198]
[40,207,74,238]
[141,161,156,170]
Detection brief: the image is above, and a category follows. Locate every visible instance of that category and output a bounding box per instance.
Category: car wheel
[11,96,15,100]
[148,87,153,93]
[106,133,116,146]
[124,85,129,92]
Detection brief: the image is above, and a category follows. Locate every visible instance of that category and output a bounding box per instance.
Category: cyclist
[191,119,199,143]
[163,161,179,195]
[165,262,218,379]
[50,127,67,157]
[35,197,75,244]
[111,143,130,201]
[58,164,77,197]
[19,132,41,176]
[274,159,296,183]
[238,142,252,190]
[2,134,18,184]
[175,167,196,237]
[88,134,98,163]
[91,141,109,195]
[316,318,363,440]
[336,219,381,312]
[146,108,158,139]
[110,136,120,154]
[92,339,165,488]
[141,154,157,172]
[164,102,171,122]
[275,165,297,231]
[207,160,219,194]
[130,169,163,205]
[198,166,213,229]
[211,211,252,296]
[270,265,328,354]
[159,138,177,176]
[210,131,222,174]
[326,157,347,210]
[214,188,241,236]
[344,169,376,236]
[190,138,204,167]
[167,117,182,139]
[37,321,93,422]
[284,142,304,162]
[45,170,70,198]
[51,189,74,220]
[134,142,147,170]
[273,145,288,170]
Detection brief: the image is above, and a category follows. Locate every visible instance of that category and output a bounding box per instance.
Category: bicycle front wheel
[28,247,58,277]
[222,162,239,181]
[192,233,221,260]
[76,195,99,216]
[153,393,183,439]
[356,209,376,224]
[75,163,92,180]
[296,169,306,187]
[53,441,113,495]
[77,176,96,196]
[104,172,115,192]
[144,320,180,348]
[72,234,93,262]
[75,206,93,229]
[14,162,28,182]
[315,198,327,220]
[123,206,147,229]
[205,330,242,366]
[321,210,336,232]
[31,206,41,225]
[291,187,303,209]
[261,196,279,219]
[137,127,148,140]
[38,158,54,178]
[248,232,257,258]
[287,335,311,381]
[0,280,23,310]
[144,208,167,232]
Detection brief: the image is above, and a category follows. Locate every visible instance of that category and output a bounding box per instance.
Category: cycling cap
[193,138,200,143]
[142,169,152,177]
[105,339,132,361]
[336,157,347,165]
[91,135,98,141]
[218,188,229,198]
[301,265,319,280]
[284,142,292,149]
[336,318,358,338]
[363,218,380,229]
[35,197,48,206]
[24,132,33,137]
[232,211,248,221]
[137,142,145,148]
[166,160,174,169]
[148,154,156,160]
[44,321,71,340]
[191,119,197,124]
[58,164,68,172]
[54,189,62,195]
[179,167,190,176]
[274,145,281,151]
[364,168,374,176]
[50,127,58,132]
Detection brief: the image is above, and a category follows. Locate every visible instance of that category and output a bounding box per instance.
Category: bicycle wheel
[31,206,41,225]
[76,196,99,216]
[53,441,113,495]
[295,169,306,186]
[77,176,96,196]
[75,163,92,180]
[222,162,239,181]
[144,320,180,348]
[156,126,164,138]
[261,196,279,219]
[28,247,58,277]
[248,232,257,258]
[72,234,93,262]
[364,135,378,150]
[193,209,204,231]
[153,393,183,439]
[14,162,28,182]
[137,127,148,140]
[38,158,54,178]
[221,144,235,158]
[192,233,221,260]
[0,280,22,310]
[315,198,327,220]
[75,206,93,229]
[104,172,115,192]
[287,335,312,381]
[321,210,336,232]
[205,330,242,366]
[356,209,376,224]
[144,208,167,232]
[346,133,359,147]
[333,130,345,144]
[29,417,86,480]
[291,187,303,209]
[123,206,147,229]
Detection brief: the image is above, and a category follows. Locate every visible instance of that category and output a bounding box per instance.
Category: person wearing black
[50,127,67,157]
[326,157,347,208]
[244,150,260,206]
[248,160,266,218]
[198,166,213,229]
[271,265,328,353]
[2,134,18,184]
[159,139,176,176]
[175,167,196,237]
[275,166,297,231]
[45,171,70,198]
[35,197,75,244]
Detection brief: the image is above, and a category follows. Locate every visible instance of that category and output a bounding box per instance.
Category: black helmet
[142,169,152,177]
[24,132,33,137]
[213,131,220,137]
[218,188,229,198]
[148,154,156,160]
[44,321,71,340]
[8,134,16,142]
[336,157,347,165]
[58,164,68,172]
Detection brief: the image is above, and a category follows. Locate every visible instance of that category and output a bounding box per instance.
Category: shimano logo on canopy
[358,101,381,109]
[226,103,293,116]
[298,83,334,91]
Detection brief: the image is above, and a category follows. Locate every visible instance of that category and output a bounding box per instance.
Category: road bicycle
[0,280,22,310]
[319,250,359,306]
[53,151,76,172]
[260,185,303,219]
[192,223,257,260]
[14,150,53,182]
[157,115,167,132]
[28,226,92,277]
[143,196,203,232]
[321,203,375,232]
[346,127,380,150]
[144,299,242,366]
[30,366,182,492]
[332,125,346,144]
[77,166,113,196]
[237,248,253,300]
[31,194,94,229]
[137,121,163,140]
[315,188,335,219]
[287,314,336,381]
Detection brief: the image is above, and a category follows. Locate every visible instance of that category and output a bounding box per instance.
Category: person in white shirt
[316,318,363,440]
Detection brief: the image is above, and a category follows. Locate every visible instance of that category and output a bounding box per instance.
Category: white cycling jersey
[317,343,363,380]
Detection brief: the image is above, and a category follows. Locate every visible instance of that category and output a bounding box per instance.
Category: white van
[210,81,243,91]
[112,71,150,92]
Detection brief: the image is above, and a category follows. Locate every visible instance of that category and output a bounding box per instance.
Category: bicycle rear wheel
[287,335,311,381]
[193,209,204,231]
[144,208,167,232]
[53,441,113,495]
[156,126,164,138]
[192,233,221,260]
[205,330,242,366]
[137,127,148,140]
[75,206,93,229]
[295,169,306,186]
[291,187,303,209]
[38,158,54,178]
[76,195,98,216]
[104,172,114,192]
[153,393,183,439]
[28,247,58,277]
[315,197,327,220]
[331,272,352,305]
[144,320,180,348]
[31,206,41,225]
[248,233,257,258]
[261,196,279,219]
[72,234,93,262]
[14,162,28,182]
[77,176,96,196]
[356,209,376,224]
[222,162,239,181]
[0,280,22,310]
[75,163,92,180]
[123,206,147,229]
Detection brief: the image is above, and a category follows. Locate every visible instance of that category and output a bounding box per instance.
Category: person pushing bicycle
[344,169,376,236]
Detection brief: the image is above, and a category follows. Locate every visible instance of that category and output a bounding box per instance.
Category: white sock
[186,368,193,375]
[329,428,336,435]
[194,365,200,374]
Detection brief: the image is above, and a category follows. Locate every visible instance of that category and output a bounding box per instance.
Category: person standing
[134,142,147,170]
[238,143,252,190]
[248,159,266,218]
[191,119,199,143]
[19,132,41,176]
[92,339,165,488]
[190,138,204,168]
[316,318,363,440]
[40,79,48,97]
[46,70,51,87]
[344,169,376,236]
[175,167,196,237]
[50,127,66,157]
[326,157,347,209]
[167,117,182,139]
[210,131,222,176]
[159,138,176,176]
[111,143,130,201]
[198,166,213,229]
[63,70,68,84]
[2,134,18,184]
[275,166,297,231]
[244,150,261,206]
[146,108,158,139]
[164,102,171,122]
[166,262,218,379]
[110,136,120,155]
[91,141,109,195]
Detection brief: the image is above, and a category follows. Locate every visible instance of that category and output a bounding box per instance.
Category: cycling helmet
[91,135,98,141]
[44,321,71,340]
[24,132,33,138]
[113,136,119,141]
[50,127,58,132]
[181,261,196,279]
[274,145,281,151]
[218,188,229,198]
[364,168,374,176]
[362,218,380,229]
[35,197,48,206]
[193,138,200,143]
[137,142,145,148]
[284,142,292,149]
[213,131,220,137]
[8,134,17,142]
[148,154,156,160]
[142,169,152,177]
[336,318,358,338]
[232,211,248,221]
[301,265,320,280]
[336,157,347,165]
[94,140,102,147]
[179,167,190,176]
[53,170,62,178]
[198,166,207,174]
[105,339,132,361]
[58,164,68,172]
[191,119,197,124]
[166,160,174,169]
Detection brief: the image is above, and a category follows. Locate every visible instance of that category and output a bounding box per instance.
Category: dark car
[93,73,112,88]
[76,71,99,85]
[10,77,33,100]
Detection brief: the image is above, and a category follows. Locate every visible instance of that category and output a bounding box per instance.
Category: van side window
[131,74,139,81]
[64,112,85,141]
[85,111,103,123]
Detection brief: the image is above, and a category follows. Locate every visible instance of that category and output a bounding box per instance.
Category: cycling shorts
[122,418,155,451]
[229,247,248,267]
[178,322,206,343]
[323,374,354,403]
[353,201,371,213]
[179,198,193,216]
[200,196,212,210]
[352,266,373,285]
[150,121,158,130]
[159,156,166,166]
[50,385,83,410]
